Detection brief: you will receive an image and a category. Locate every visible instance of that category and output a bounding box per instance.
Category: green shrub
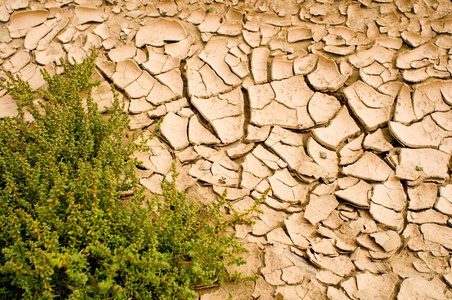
[0,52,264,299]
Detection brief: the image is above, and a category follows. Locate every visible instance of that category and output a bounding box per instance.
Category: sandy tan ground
[1,0,452,299]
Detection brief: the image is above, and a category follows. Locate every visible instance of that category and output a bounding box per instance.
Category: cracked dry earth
[1,0,452,299]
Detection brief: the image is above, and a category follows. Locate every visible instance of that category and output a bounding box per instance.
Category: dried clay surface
[1,0,452,299]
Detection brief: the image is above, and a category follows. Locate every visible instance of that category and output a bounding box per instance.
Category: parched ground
[1,0,452,299]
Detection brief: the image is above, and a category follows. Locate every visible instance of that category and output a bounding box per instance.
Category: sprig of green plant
[0,51,263,299]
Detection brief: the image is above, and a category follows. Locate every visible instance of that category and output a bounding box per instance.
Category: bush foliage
[0,52,263,299]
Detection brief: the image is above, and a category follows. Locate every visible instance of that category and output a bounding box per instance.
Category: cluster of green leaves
[0,52,264,299]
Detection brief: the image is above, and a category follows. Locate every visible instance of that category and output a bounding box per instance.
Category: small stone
[189,159,239,188]
[157,1,178,17]
[306,137,338,180]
